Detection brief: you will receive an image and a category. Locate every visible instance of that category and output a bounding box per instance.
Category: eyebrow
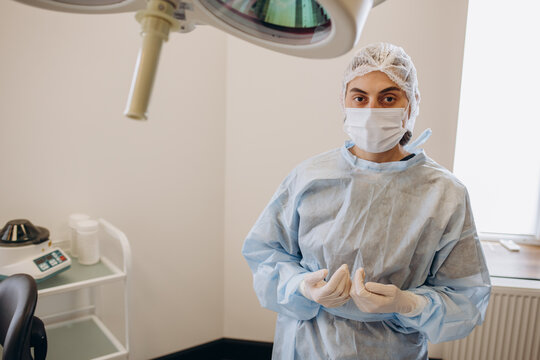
[349,86,403,95]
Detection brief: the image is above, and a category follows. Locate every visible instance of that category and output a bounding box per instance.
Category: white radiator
[443,282,540,360]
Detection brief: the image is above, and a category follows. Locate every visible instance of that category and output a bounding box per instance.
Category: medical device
[13,0,387,120]
[0,219,72,283]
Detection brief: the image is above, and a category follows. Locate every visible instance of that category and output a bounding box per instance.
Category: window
[454,0,540,243]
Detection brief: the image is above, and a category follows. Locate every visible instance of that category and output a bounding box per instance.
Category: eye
[353,96,366,103]
[381,95,397,104]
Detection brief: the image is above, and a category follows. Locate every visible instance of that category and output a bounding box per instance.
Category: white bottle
[76,219,100,265]
[68,213,90,257]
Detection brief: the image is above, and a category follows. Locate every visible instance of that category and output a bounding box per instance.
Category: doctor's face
[345,71,409,109]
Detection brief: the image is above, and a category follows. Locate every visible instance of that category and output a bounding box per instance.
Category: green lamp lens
[226,0,329,29]
[200,0,332,45]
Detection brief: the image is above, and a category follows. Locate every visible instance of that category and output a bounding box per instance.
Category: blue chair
[0,274,47,360]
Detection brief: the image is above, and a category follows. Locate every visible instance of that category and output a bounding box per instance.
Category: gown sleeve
[388,190,491,343]
[326,190,492,343]
[242,170,321,320]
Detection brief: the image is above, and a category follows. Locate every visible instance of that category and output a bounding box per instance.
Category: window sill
[481,240,540,281]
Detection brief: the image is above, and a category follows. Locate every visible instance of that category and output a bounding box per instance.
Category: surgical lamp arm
[124,0,180,120]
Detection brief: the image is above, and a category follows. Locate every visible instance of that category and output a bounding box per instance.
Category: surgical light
[13,0,387,120]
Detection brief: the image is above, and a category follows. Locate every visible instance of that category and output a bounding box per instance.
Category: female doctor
[242,43,491,360]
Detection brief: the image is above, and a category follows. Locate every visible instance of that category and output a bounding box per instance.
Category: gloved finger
[333,264,349,281]
[325,291,350,306]
[333,268,350,296]
[337,295,351,305]
[350,270,360,297]
[304,269,328,286]
[354,269,376,299]
[334,264,351,293]
[318,272,349,300]
[334,290,350,303]
[349,271,357,295]
[342,265,351,289]
[365,282,397,297]
[337,266,353,297]
[353,268,366,292]
[328,297,350,308]
[324,265,348,294]
[343,277,352,298]
[341,263,351,277]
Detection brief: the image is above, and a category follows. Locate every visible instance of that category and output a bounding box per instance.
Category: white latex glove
[350,268,427,317]
[299,264,351,308]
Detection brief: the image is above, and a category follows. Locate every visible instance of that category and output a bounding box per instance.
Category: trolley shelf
[45,315,127,360]
[37,256,125,296]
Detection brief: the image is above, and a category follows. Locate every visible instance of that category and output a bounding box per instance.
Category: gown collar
[341,140,427,173]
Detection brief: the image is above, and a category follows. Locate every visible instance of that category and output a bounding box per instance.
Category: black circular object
[0,219,50,247]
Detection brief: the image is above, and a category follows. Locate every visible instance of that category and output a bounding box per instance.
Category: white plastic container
[76,219,100,265]
[68,213,90,257]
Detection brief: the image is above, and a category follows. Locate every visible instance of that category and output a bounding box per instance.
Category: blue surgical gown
[242,141,491,360]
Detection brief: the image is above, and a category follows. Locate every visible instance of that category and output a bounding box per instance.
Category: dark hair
[399,130,412,146]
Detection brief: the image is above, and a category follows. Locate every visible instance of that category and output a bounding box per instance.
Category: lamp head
[14,0,386,58]
[13,0,387,119]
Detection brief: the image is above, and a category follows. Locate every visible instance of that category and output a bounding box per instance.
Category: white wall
[0,2,226,359]
[223,0,469,349]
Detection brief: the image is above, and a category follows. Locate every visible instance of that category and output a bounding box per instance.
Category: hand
[350,268,427,316]
[299,264,351,308]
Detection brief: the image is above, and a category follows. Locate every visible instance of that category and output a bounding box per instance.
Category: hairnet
[341,42,421,133]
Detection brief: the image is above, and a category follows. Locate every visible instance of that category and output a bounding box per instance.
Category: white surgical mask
[343,107,408,153]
